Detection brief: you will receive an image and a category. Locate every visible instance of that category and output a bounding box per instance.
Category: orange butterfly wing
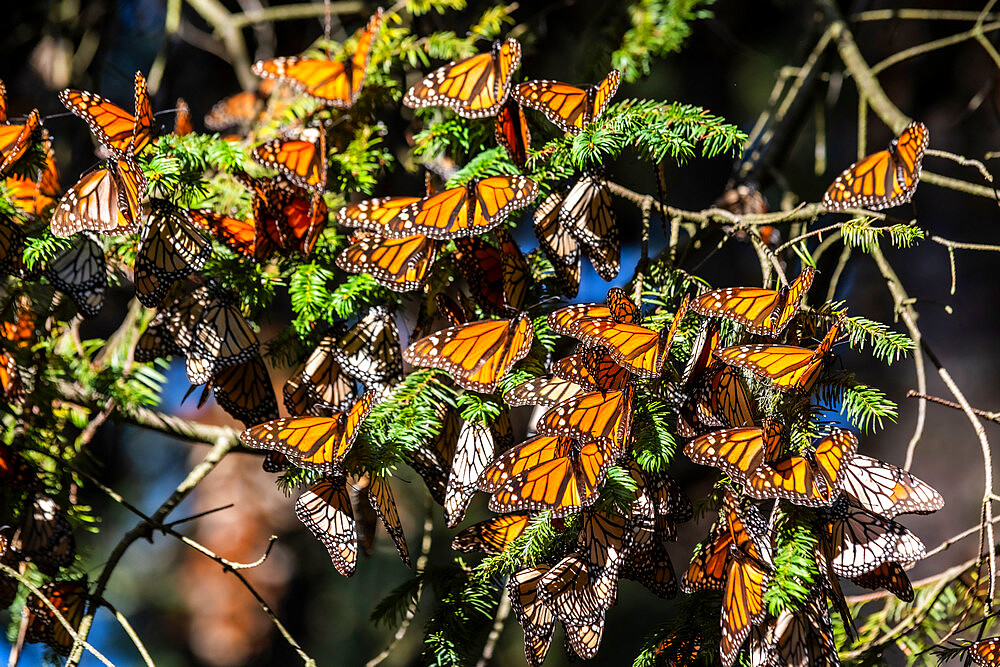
[824,121,929,211]
[403,38,521,118]
[515,70,620,134]
[252,10,382,106]
[252,131,327,192]
[403,315,533,393]
[495,98,531,166]
[0,109,39,174]
[336,232,438,292]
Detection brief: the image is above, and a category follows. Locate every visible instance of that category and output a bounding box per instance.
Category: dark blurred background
[3,0,999,664]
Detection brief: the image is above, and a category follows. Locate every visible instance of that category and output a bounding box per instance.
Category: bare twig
[907,390,1000,424]
[366,498,435,667]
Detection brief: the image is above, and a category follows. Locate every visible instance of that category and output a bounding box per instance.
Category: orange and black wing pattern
[403,314,533,393]
[971,637,1000,666]
[515,70,620,134]
[824,121,929,211]
[239,392,375,472]
[252,9,382,107]
[58,71,153,157]
[691,266,815,336]
[495,97,531,166]
[403,38,521,118]
[252,128,327,192]
[715,316,844,392]
[482,436,614,518]
[336,232,438,292]
[0,109,40,174]
[452,513,531,554]
[50,158,147,237]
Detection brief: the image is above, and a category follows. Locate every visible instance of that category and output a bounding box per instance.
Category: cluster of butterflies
[0,2,940,661]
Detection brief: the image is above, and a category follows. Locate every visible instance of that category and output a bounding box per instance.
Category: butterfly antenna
[164,503,236,529]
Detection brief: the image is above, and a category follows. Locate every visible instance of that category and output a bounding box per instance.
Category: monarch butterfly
[50,157,147,237]
[240,391,376,473]
[635,464,693,538]
[515,70,620,135]
[537,384,635,448]
[24,579,88,656]
[204,81,272,131]
[547,286,641,337]
[44,235,107,318]
[685,424,780,478]
[403,313,533,393]
[536,553,613,658]
[850,561,913,602]
[623,539,678,599]
[284,336,357,416]
[453,229,531,315]
[715,315,844,392]
[205,355,279,427]
[495,97,531,166]
[4,134,59,216]
[444,420,498,527]
[252,126,327,192]
[185,299,260,385]
[749,594,839,667]
[557,171,620,281]
[570,295,689,378]
[0,109,40,175]
[481,436,615,517]
[691,266,816,337]
[508,565,556,667]
[653,632,703,665]
[403,38,521,118]
[336,194,421,234]
[534,187,581,297]
[134,285,212,362]
[241,174,328,257]
[839,455,944,518]
[679,364,757,437]
[682,492,771,667]
[745,430,858,507]
[368,476,409,565]
[553,348,631,393]
[368,176,537,240]
[11,495,76,576]
[820,497,926,578]
[296,476,357,576]
[336,232,439,292]
[971,637,1000,666]
[134,200,212,307]
[823,121,929,211]
[327,306,402,386]
[59,71,153,157]
[173,98,193,136]
[253,9,383,107]
[452,513,530,554]
[188,209,258,259]
[505,371,585,408]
